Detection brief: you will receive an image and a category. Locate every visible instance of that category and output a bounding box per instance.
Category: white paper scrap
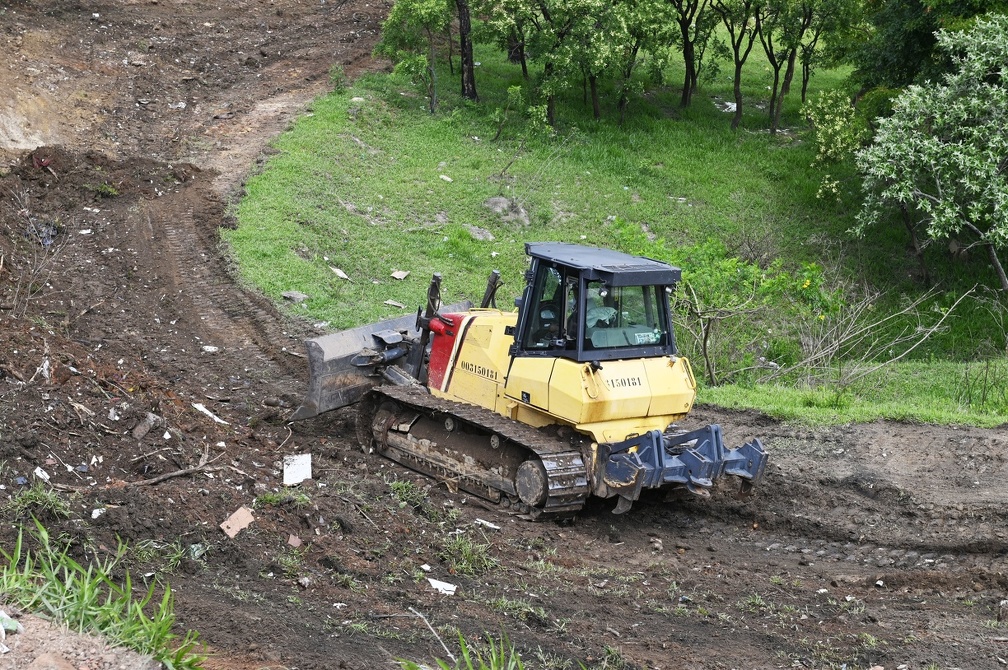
[283,453,312,486]
[427,578,457,595]
[192,402,229,425]
[474,518,501,530]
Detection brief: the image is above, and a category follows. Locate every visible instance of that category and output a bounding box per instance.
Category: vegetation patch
[0,521,203,669]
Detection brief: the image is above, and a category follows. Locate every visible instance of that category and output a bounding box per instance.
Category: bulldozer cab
[512,243,682,363]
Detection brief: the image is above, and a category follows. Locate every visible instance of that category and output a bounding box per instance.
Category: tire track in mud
[654,457,1008,595]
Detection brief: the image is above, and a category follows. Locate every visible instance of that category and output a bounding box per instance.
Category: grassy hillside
[225,43,1008,427]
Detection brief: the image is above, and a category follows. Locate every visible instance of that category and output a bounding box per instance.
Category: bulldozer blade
[290,301,472,421]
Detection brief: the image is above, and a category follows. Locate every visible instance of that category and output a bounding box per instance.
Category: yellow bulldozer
[292,242,767,517]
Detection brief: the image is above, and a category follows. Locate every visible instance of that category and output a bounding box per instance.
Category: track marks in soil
[148,193,305,385]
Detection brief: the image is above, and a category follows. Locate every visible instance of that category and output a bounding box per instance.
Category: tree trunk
[964,221,1008,291]
[731,62,743,130]
[800,29,821,104]
[681,29,696,107]
[446,22,454,76]
[618,38,641,125]
[543,61,557,126]
[901,205,931,286]
[801,59,811,103]
[772,48,798,133]
[456,0,477,101]
[589,75,601,120]
[426,31,437,113]
[507,27,529,79]
[767,65,780,132]
[987,243,1008,291]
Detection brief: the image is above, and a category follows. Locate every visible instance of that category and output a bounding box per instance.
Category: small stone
[26,652,76,670]
[466,225,494,241]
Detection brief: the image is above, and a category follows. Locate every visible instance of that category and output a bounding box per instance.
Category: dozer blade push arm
[289,299,472,421]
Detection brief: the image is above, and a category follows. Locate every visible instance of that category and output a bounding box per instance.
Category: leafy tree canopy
[850,0,1008,90]
[855,13,1008,290]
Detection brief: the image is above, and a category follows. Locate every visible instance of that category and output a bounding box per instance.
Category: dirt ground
[1,2,1007,669]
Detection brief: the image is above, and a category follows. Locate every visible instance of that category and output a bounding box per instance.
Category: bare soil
[1,2,1007,669]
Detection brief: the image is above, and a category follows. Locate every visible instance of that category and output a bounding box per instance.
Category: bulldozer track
[145,197,307,388]
[370,385,591,518]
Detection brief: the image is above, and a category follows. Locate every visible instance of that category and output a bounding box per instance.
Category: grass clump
[275,545,308,578]
[439,532,498,576]
[253,490,312,509]
[5,481,73,520]
[0,520,203,669]
[489,597,549,626]
[401,632,526,670]
[129,539,193,574]
[390,478,429,511]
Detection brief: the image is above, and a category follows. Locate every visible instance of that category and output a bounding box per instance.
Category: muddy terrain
[1,2,1006,669]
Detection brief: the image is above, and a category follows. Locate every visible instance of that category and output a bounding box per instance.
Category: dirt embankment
[1,3,1007,670]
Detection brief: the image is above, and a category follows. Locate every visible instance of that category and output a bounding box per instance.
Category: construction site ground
[1,2,1006,669]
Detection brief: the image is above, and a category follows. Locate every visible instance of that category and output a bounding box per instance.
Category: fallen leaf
[390,270,410,280]
[330,266,349,280]
[384,300,405,308]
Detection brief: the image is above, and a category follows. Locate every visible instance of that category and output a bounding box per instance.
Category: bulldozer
[291,242,767,517]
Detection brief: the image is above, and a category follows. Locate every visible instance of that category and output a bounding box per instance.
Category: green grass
[439,533,498,577]
[703,358,1008,427]
[225,40,1008,428]
[400,631,527,670]
[0,521,203,669]
[4,481,74,520]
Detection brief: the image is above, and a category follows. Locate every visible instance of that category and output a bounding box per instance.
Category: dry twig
[53,445,225,492]
[409,607,456,664]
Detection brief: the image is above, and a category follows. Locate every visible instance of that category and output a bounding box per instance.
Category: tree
[456,0,479,100]
[477,0,535,78]
[848,0,1008,91]
[666,0,711,107]
[855,14,1008,291]
[609,0,670,123]
[756,0,813,133]
[799,0,863,103]
[711,0,762,130]
[566,0,624,121]
[477,0,582,126]
[374,0,452,113]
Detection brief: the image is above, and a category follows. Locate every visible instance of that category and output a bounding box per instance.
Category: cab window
[582,282,670,350]
[522,266,579,349]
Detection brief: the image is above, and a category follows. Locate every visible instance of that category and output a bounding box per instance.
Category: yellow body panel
[503,356,555,412]
[430,311,698,445]
[430,311,515,409]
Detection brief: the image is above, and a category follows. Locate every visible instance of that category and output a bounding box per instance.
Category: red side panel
[426,313,467,390]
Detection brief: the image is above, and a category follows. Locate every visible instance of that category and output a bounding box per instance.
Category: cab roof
[525,242,681,286]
